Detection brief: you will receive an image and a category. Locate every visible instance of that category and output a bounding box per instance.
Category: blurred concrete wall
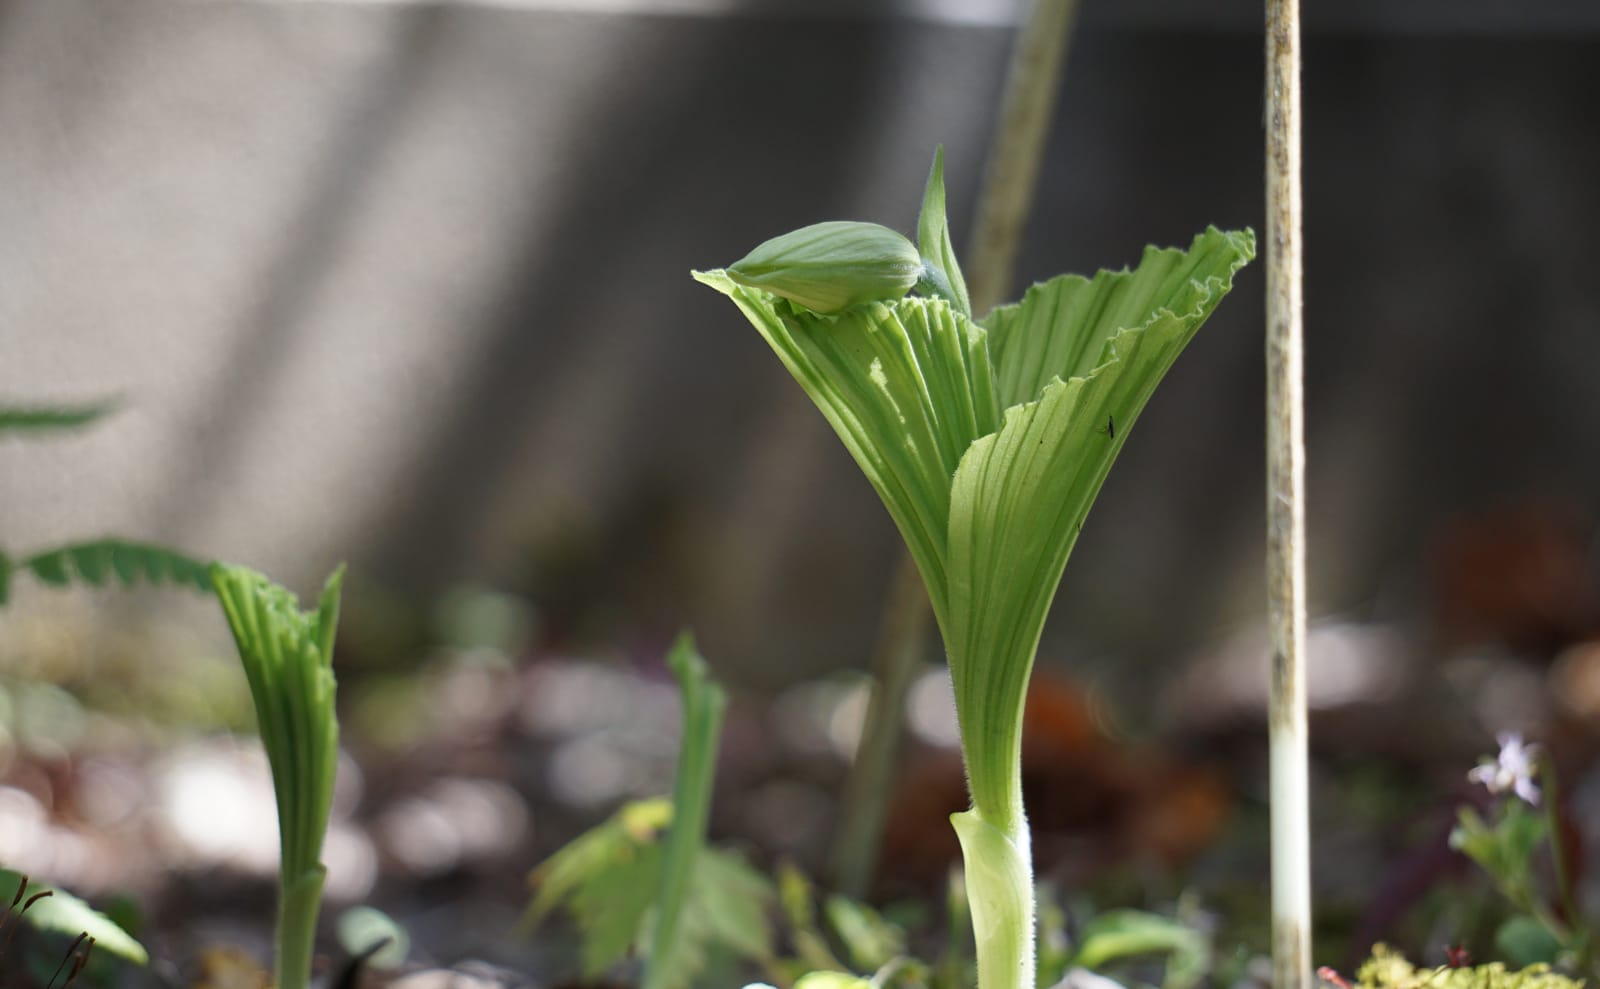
[2,0,1597,685]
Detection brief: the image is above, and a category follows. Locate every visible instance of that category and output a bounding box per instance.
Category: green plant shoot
[525,637,773,989]
[697,149,1252,989]
[211,563,345,989]
[644,633,730,989]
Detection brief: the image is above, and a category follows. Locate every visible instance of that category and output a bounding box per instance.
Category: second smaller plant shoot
[212,563,346,989]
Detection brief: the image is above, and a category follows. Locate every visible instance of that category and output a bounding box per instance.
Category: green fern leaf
[526,798,672,927]
[524,803,774,988]
[693,849,775,961]
[638,847,775,989]
[573,843,667,977]
[0,402,118,433]
[20,540,214,594]
[525,799,672,975]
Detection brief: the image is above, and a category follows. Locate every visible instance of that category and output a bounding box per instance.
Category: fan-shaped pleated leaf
[210,564,343,881]
[982,228,1255,407]
[947,227,1253,823]
[700,227,1252,832]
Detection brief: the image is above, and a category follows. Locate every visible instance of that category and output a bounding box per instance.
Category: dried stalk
[1265,0,1311,987]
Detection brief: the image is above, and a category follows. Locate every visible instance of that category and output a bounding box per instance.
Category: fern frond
[21,540,214,595]
[0,402,118,433]
[525,798,672,927]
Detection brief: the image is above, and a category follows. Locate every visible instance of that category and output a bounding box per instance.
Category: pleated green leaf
[702,210,1252,989]
[210,563,345,989]
[983,228,1256,407]
[700,231,1251,815]
[691,276,998,622]
[211,564,344,879]
[949,227,1253,824]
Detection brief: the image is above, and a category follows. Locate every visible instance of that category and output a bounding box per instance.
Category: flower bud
[726,221,923,314]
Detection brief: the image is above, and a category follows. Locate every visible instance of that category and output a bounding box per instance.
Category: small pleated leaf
[210,564,344,882]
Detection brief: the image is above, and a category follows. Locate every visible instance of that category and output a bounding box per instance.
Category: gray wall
[3,0,1597,687]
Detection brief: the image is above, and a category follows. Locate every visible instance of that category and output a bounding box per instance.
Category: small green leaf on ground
[0,870,149,964]
[336,906,410,970]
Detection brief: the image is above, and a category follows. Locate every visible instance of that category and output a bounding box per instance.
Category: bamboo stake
[826,0,1082,897]
[1264,0,1311,987]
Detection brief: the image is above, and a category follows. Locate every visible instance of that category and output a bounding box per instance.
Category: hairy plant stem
[952,792,1034,989]
[276,867,326,989]
[1265,0,1311,987]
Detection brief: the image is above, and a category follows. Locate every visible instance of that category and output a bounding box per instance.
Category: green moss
[1356,945,1585,989]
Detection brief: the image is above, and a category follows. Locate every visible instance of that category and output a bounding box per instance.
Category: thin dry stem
[968,0,1082,316]
[1265,0,1311,988]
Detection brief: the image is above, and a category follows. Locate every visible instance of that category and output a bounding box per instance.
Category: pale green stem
[952,809,1034,989]
[1265,0,1311,986]
[275,866,326,989]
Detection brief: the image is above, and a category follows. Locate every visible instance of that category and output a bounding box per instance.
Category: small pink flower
[1468,732,1541,805]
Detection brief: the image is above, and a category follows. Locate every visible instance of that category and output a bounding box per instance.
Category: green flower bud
[726,220,923,314]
